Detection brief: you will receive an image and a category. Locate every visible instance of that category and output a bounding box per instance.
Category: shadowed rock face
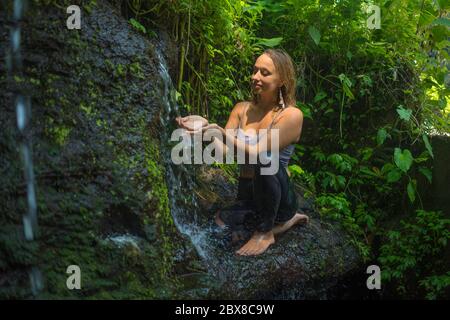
[194,166,362,299]
[0,0,181,299]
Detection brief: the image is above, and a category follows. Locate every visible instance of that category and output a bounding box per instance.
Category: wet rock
[194,165,362,299]
[0,0,180,299]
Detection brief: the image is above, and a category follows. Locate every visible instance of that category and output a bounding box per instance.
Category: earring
[279,86,285,109]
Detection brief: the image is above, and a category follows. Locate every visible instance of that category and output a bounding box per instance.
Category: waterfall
[154,48,228,265]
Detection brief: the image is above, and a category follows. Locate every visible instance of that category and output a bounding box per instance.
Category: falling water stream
[154,48,231,280]
[155,48,213,258]
[5,0,43,296]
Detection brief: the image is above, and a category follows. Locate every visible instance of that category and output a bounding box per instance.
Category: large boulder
[192,165,362,299]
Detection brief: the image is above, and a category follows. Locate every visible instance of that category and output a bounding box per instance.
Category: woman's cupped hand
[175,115,209,131]
[175,115,223,138]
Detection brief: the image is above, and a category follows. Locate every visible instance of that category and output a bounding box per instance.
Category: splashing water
[106,234,141,250]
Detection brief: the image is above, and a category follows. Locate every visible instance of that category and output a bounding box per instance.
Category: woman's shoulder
[282,105,303,118]
[273,105,303,129]
[232,101,252,117]
[235,100,252,109]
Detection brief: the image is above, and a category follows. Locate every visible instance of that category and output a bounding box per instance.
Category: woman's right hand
[175,115,209,131]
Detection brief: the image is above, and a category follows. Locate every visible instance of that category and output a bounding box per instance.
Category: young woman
[176,49,309,256]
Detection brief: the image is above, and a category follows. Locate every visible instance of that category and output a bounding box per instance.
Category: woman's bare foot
[272,212,309,236]
[235,212,309,256]
[236,231,275,256]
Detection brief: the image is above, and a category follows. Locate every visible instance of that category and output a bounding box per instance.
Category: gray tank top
[236,103,296,168]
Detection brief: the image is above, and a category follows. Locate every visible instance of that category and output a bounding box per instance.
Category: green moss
[79,102,95,117]
[83,0,97,14]
[45,118,71,146]
[13,75,25,83]
[129,62,145,79]
[95,118,107,128]
[30,78,41,86]
[114,64,126,78]
[142,132,176,277]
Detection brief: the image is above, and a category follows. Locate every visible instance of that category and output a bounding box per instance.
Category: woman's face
[251,54,282,96]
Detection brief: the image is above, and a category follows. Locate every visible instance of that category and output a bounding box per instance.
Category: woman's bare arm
[210,102,246,159]
[224,102,246,130]
[204,106,303,160]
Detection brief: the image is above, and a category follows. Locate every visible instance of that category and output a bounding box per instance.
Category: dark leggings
[218,160,298,233]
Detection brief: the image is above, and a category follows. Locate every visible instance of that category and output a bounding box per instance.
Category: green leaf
[436,40,450,50]
[338,74,354,99]
[338,74,352,87]
[431,18,450,28]
[422,134,434,159]
[129,18,146,35]
[407,180,416,203]
[342,83,355,99]
[336,175,346,188]
[314,91,327,102]
[437,0,449,10]
[175,90,182,102]
[308,26,321,45]
[419,167,432,183]
[298,103,313,119]
[288,164,304,176]
[254,37,283,47]
[381,163,395,175]
[396,105,412,121]
[431,25,448,42]
[346,51,353,60]
[418,11,438,28]
[387,168,402,183]
[360,166,379,178]
[414,150,430,163]
[394,148,413,173]
[377,128,388,145]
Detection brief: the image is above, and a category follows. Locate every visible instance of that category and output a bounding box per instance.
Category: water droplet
[14,0,24,20]
[27,181,37,213]
[29,267,43,295]
[11,28,21,52]
[16,97,26,131]
[23,215,34,240]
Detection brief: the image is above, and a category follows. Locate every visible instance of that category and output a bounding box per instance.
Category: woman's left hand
[202,123,221,132]
[187,123,222,135]
[175,115,209,131]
